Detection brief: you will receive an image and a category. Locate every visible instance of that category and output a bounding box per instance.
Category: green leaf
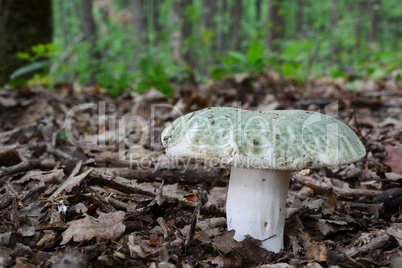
[9,60,51,79]
[247,41,263,65]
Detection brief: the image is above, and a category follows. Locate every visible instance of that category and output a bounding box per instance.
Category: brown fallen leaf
[184,193,198,202]
[49,161,93,200]
[306,242,327,262]
[0,147,21,166]
[387,223,402,247]
[212,230,241,254]
[300,233,327,262]
[60,211,126,245]
[384,140,402,174]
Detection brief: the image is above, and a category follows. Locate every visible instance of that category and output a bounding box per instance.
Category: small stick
[0,160,41,178]
[292,173,381,198]
[184,190,208,250]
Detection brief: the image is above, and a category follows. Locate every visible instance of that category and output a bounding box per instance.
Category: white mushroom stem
[226,168,291,253]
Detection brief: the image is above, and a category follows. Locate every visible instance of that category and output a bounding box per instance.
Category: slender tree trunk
[216,0,227,54]
[130,0,145,66]
[256,0,262,23]
[171,0,182,64]
[372,0,380,44]
[80,0,99,85]
[267,0,284,51]
[366,0,374,43]
[201,0,216,48]
[0,0,53,85]
[151,0,160,46]
[171,0,193,67]
[355,0,365,49]
[296,0,304,38]
[229,0,242,51]
[58,1,70,50]
[199,0,216,73]
[330,0,338,54]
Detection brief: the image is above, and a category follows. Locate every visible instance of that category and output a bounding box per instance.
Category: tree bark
[171,0,193,67]
[201,0,216,48]
[80,0,99,86]
[256,0,262,23]
[330,0,339,54]
[0,0,53,85]
[296,0,305,38]
[130,0,145,65]
[366,0,374,43]
[215,0,227,54]
[267,0,284,52]
[229,0,242,51]
[355,0,366,49]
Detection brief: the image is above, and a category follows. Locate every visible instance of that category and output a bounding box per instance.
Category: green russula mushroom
[161,107,366,252]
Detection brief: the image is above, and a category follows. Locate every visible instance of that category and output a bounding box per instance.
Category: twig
[184,190,208,250]
[0,122,38,144]
[50,32,86,72]
[102,166,221,186]
[87,168,224,215]
[292,173,382,198]
[157,217,170,240]
[345,233,391,258]
[0,160,41,178]
[352,105,364,140]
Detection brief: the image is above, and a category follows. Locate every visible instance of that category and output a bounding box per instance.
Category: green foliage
[8,0,401,93]
[16,43,57,62]
[211,40,267,80]
[10,61,51,80]
[10,43,58,86]
[136,54,175,97]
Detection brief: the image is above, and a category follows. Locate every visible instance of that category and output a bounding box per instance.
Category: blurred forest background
[1,0,401,95]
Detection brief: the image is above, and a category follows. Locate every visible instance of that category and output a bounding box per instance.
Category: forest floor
[0,72,401,268]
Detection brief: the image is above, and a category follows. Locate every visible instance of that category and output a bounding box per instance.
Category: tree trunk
[355,0,365,49]
[296,0,304,38]
[267,0,284,52]
[215,0,227,54]
[366,0,374,43]
[330,0,339,54]
[130,0,145,65]
[0,0,53,85]
[229,0,242,51]
[80,0,99,86]
[171,0,193,67]
[256,0,262,23]
[201,0,216,51]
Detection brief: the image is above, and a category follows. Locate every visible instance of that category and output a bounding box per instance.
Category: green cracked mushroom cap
[161,107,366,170]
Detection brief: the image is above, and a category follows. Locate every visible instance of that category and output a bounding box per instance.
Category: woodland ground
[0,72,401,267]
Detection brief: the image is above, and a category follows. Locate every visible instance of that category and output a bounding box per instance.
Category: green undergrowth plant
[10,43,58,86]
[211,40,267,80]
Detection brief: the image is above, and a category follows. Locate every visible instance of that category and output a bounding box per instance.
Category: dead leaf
[306,242,327,262]
[323,193,337,212]
[16,224,35,237]
[317,219,351,236]
[74,203,88,214]
[49,161,93,200]
[384,140,402,174]
[212,230,241,254]
[60,211,125,245]
[184,193,198,202]
[0,147,21,166]
[387,223,402,247]
[127,233,146,259]
[37,232,57,247]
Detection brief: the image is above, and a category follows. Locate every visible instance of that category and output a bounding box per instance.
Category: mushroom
[161,107,366,252]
